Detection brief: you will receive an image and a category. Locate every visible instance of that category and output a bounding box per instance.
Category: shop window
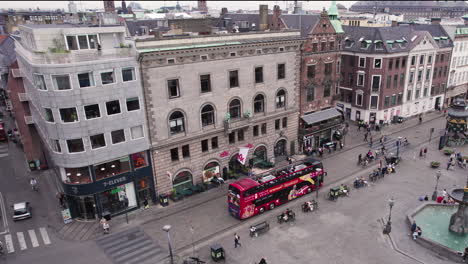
[201,105,215,126]
[277,63,285,80]
[122,67,135,82]
[90,134,106,149]
[78,72,95,88]
[106,100,121,115]
[275,119,280,130]
[200,74,211,93]
[67,138,84,153]
[229,99,241,119]
[130,125,144,139]
[169,111,185,134]
[99,182,137,216]
[53,75,71,90]
[261,123,267,134]
[229,70,239,88]
[34,74,47,90]
[255,66,263,83]
[211,137,218,149]
[64,167,92,184]
[126,97,140,111]
[254,94,265,113]
[132,151,148,169]
[101,70,115,85]
[282,117,287,128]
[173,171,193,192]
[44,108,54,122]
[111,129,125,144]
[167,79,180,98]
[59,107,78,123]
[237,129,244,141]
[201,139,209,152]
[182,144,190,158]
[203,162,220,183]
[84,104,100,119]
[94,156,131,181]
[170,148,179,161]
[276,90,286,108]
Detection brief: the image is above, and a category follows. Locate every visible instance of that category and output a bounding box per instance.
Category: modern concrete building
[14,24,154,220]
[136,31,303,196]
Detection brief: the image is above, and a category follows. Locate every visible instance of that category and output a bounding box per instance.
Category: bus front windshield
[228,185,241,207]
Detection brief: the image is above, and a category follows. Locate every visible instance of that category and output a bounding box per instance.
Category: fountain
[449,178,468,234]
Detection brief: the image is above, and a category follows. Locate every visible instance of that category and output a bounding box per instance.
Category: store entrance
[68,195,96,220]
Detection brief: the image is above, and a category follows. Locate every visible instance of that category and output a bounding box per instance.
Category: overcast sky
[1,1,356,12]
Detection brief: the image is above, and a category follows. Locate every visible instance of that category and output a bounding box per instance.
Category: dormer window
[374,40,383,50]
[360,41,368,49]
[345,39,353,48]
[387,40,394,49]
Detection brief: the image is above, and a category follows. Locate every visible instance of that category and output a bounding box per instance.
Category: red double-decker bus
[228,158,325,219]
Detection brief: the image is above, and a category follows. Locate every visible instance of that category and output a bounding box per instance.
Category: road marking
[28,229,39,247]
[39,227,51,245]
[4,234,14,253]
[17,232,27,250]
[0,192,9,235]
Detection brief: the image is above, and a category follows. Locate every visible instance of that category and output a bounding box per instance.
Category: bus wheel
[307,187,312,193]
[259,207,265,214]
[269,203,275,210]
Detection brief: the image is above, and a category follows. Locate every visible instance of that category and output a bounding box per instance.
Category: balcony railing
[15,43,135,65]
[24,115,34,125]
[224,117,251,134]
[18,93,29,102]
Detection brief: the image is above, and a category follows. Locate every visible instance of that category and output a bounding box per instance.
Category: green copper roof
[463,14,468,19]
[138,42,242,53]
[328,0,339,17]
[330,20,344,33]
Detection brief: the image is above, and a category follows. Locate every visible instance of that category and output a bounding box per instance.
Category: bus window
[229,185,241,197]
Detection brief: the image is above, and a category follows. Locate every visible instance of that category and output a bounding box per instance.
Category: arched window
[173,171,193,193]
[201,104,215,126]
[253,94,264,113]
[276,90,286,108]
[229,99,241,119]
[169,111,185,134]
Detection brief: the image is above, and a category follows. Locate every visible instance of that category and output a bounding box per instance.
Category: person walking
[143,197,149,209]
[358,154,362,165]
[364,132,368,142]
[234,233,241,248]
[442,189,447,202]
[419,114,422,124]
[340,141,344,150]
[419,148,423,158]
[423,147,427,158]
[369,136,373,147]
[259,257,267,264]
[318,147,323,158]
[447,160,452,170]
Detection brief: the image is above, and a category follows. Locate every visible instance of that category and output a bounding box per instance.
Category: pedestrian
[369,136,373,147]
[364,132,368,142]
[318,147,323,157]
[340,141,344,150]
[462,247,468,262]
[143,197,149,209]
[259,257,267,264]
[419,114,422,124]
[447,160,451,170]
[419,148,423,158]
[423,147,427,158]
[411,221,417,233]
[103,222,110,234]
[333,142,337,151]
[358,154,362,165]
[380,136,383,144]
[234,233,241,248]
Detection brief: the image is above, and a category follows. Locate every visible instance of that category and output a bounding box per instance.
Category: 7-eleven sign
[237,147,250,165]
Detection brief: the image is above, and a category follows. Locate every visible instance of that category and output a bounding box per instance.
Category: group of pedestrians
[419,147,428,158]
[447,151,466,170]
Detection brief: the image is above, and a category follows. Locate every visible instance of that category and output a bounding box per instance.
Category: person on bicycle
[30,177,37,190]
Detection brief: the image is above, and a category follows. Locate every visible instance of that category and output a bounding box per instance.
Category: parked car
[12,202,31,221]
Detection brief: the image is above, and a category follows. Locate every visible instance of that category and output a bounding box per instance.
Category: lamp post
[396,137,401,158]
[383,197,395,234]
[315,168,322,199]
[431,170,442,201]
[162,225,174,264]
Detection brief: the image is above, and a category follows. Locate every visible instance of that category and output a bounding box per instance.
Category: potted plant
[443,149,454,156]
[169,188,178,201]
[430,161,440,168]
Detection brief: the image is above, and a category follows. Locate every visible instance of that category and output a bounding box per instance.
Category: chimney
[103,0,115,13]
[431,17,441,25]
[259,4,268,31]
[221,7,228,16]
[273,5,281,17]
[391,20,398,27]
[271,5,282,30]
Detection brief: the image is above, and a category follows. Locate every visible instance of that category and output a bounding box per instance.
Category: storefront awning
[301,108,342,125]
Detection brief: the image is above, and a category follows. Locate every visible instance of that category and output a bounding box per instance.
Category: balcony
[224,117,251,134]
[24,115,34,125]
[18,93,29,102]
[15,43,135,65]
[11,69,23,78]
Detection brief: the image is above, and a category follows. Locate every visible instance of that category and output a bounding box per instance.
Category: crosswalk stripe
[17,232,27,250]
[5,234,14,253]
[39,227,51,245]
[28,229,39,248]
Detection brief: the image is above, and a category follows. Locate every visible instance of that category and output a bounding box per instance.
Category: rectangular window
[402,57,406,67]
[100,71,115,85]
[428,55,432,64]
[324,63,332,76]
[395,58,400,69]
[411,56,416,66]
[312,43,318,52]
[167,79,180,98]
[388,59,393,70]
[200,74,211,93]
[409,72,414,83]
[261,123,267,134]
[66,36,78,50]
[90,134,106,149]
[371,76,381,92]
[391,95,396,105]
[201,139,209,152]
[170,148,179,161]
[126,97,140,111]
[415,89,420,99]
[282,117,287,128]
[78,72,94,88]
[441,54,445,62]
[417,70,422,82]
[423,86,428,97]
[255,67,263,83]
[59,107,78,123]
[94,157,130,180]
[321,42,326,51]
[237,129,244,141]
[111,129,125,144]
[306,85,315,101]
[407,90,412,101]
[182,145,190,158]
[307,65,316,79]
[324,83,331,97]
[374,58,382,69]
[397,93,403,104]
[44,108,54,122]
[419,55,425,65]
[122,67,135,82]
[50,139,61,153]
[52,75,71,90]
[330,41,334,50]
[106,100,121,115]
[229,70,239,88]
[384,96,390,107]
[88,35,98,49]
[211,137,218,149]
[393,75,398,88]
[386,76,391,89]
[130,125,144,139]
[356,93,363,106]
[444,66,448,77]
[426,69,431,80]
[438,67,442,78]
[400,73,405,86]
[275,119,280,130]
[34,74,47,90]
[228,132,235,144]
[78,35,88,49]
[277,63,285,80]
[370,96,378,109]
[67,138,84,153]
[84,104,100,119]
[436,54,439,63]
[253,125,259,137]
[359,57,366,68]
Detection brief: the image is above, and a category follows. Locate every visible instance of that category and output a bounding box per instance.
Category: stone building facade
[137,31,303,195]
[445,19,468,104]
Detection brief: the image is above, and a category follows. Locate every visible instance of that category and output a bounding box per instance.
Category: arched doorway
[202,161,220,183]
[172,171,193,194]
[229,154,244,175]
[274,139,287,158]
[252,146,267,167]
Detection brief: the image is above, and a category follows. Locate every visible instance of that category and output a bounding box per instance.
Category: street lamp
[431,170,442,201]
[315,168,322,199]
[383,197,395,234]
[162,225,174,264]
